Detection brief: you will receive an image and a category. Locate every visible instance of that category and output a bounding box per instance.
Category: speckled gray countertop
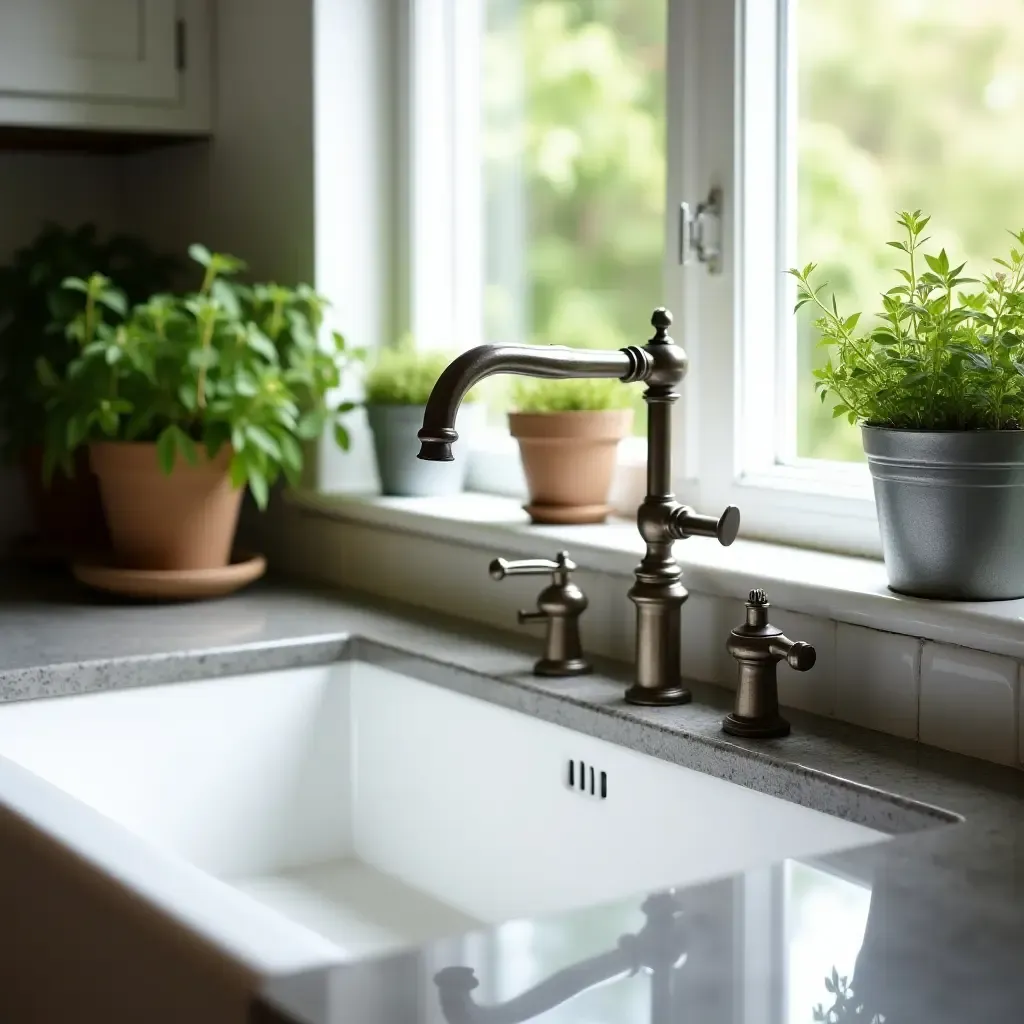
[2,573,1023,1024]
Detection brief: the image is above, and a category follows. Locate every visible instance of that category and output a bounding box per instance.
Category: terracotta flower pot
[509,409,633,524]
[20,445,110,557]
[89,442,244,571]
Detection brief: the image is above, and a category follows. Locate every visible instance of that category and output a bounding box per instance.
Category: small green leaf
[188,243,212,267]
[156,426,178,475]
[229,451,249,488]
[871,331,900,346]
[296,410,326,440]
[334,423,351,451]
[246,326,279,362]
[278,432,303,471]
[248,468,269,509]
[175,428,199,466]
[98,289,128,317]
[211,278,242,318]
[246,425,282,459]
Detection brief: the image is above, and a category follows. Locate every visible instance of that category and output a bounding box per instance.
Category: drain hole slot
[565,759,607,800]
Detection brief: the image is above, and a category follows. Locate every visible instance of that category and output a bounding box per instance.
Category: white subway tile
[920,643,1018,765]
[836,625,920,739]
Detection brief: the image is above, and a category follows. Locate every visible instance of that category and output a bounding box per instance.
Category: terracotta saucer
[523,503,611,525]
[71,553,267,602]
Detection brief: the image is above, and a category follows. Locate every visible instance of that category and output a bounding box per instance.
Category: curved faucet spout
[411,307,742,707]
[417,344,642,461]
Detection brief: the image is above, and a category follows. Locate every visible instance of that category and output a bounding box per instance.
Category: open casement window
[401,0,1024,552]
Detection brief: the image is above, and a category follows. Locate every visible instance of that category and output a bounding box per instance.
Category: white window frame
[668,0,881,557]
[399,0,884,556]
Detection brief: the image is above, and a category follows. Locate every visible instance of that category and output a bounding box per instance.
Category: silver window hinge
[175,18,187,71]
[679,187,723,273]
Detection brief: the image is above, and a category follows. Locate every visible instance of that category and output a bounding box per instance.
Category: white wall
[121,0,316,283]
[0,151,124,549]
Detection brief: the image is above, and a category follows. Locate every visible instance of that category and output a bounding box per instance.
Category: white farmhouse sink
[0,662,884,973]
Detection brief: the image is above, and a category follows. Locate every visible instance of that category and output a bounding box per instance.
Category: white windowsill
[287,490,1024,660]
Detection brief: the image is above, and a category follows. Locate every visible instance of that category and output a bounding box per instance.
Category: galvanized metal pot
[367,403,472,497]
[863,426,1024,600]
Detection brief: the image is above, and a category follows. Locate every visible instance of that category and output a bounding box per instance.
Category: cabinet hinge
[175,18,187,71]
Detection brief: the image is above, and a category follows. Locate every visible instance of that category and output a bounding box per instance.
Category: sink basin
[0,662,885,974]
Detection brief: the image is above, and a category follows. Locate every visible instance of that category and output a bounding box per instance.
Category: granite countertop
[2,573,1023,1024]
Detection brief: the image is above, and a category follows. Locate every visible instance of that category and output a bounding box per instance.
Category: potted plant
[509,376,634,524]
[365,341,479,496]
[791,210,1024,599]
[0,223,176,556]
[38,244,359,592]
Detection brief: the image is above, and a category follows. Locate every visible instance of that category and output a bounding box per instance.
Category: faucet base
[722,711,791,739]
[624,684,692,706]
[534,657,592,678]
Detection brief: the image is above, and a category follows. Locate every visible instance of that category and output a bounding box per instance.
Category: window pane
[482,0,667,431]
[794,0,1024,460]
[784,862,872,1024]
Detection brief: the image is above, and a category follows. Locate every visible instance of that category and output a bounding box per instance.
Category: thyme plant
[790,211,1024,431]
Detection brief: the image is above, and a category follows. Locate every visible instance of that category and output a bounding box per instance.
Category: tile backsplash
[836,624,920,740]
[268,503,1024,772]
[919,643,1018,766]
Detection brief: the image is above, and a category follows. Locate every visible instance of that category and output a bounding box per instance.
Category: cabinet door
[0,0,178,103]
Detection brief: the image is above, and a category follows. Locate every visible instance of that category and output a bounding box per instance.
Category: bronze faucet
[489,550,591,677]
[417,308,740,706]
[723,589,816,738]
[434,890,687,1024]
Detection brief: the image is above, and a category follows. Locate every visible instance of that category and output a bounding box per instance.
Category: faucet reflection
[418,309,740,705]
[433,891,687,1024]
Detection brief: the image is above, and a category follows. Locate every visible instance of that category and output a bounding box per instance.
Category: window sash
[671,0,881,555]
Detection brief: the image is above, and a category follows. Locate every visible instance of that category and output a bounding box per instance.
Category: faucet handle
[722,588,816,739]
[488,553,575,579]
[668,505,741,546]
[489,551,591,678]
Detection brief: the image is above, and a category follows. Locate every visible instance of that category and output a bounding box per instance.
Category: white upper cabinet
[0,0,211,135]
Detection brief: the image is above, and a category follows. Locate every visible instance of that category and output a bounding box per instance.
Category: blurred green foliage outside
[483,0,1024,458]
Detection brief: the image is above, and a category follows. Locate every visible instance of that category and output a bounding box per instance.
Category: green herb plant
[511,375,636,413]
[364,339,476,406]
[0,223,176,462]
[790,210,1024,431]
[38,244,362,509]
